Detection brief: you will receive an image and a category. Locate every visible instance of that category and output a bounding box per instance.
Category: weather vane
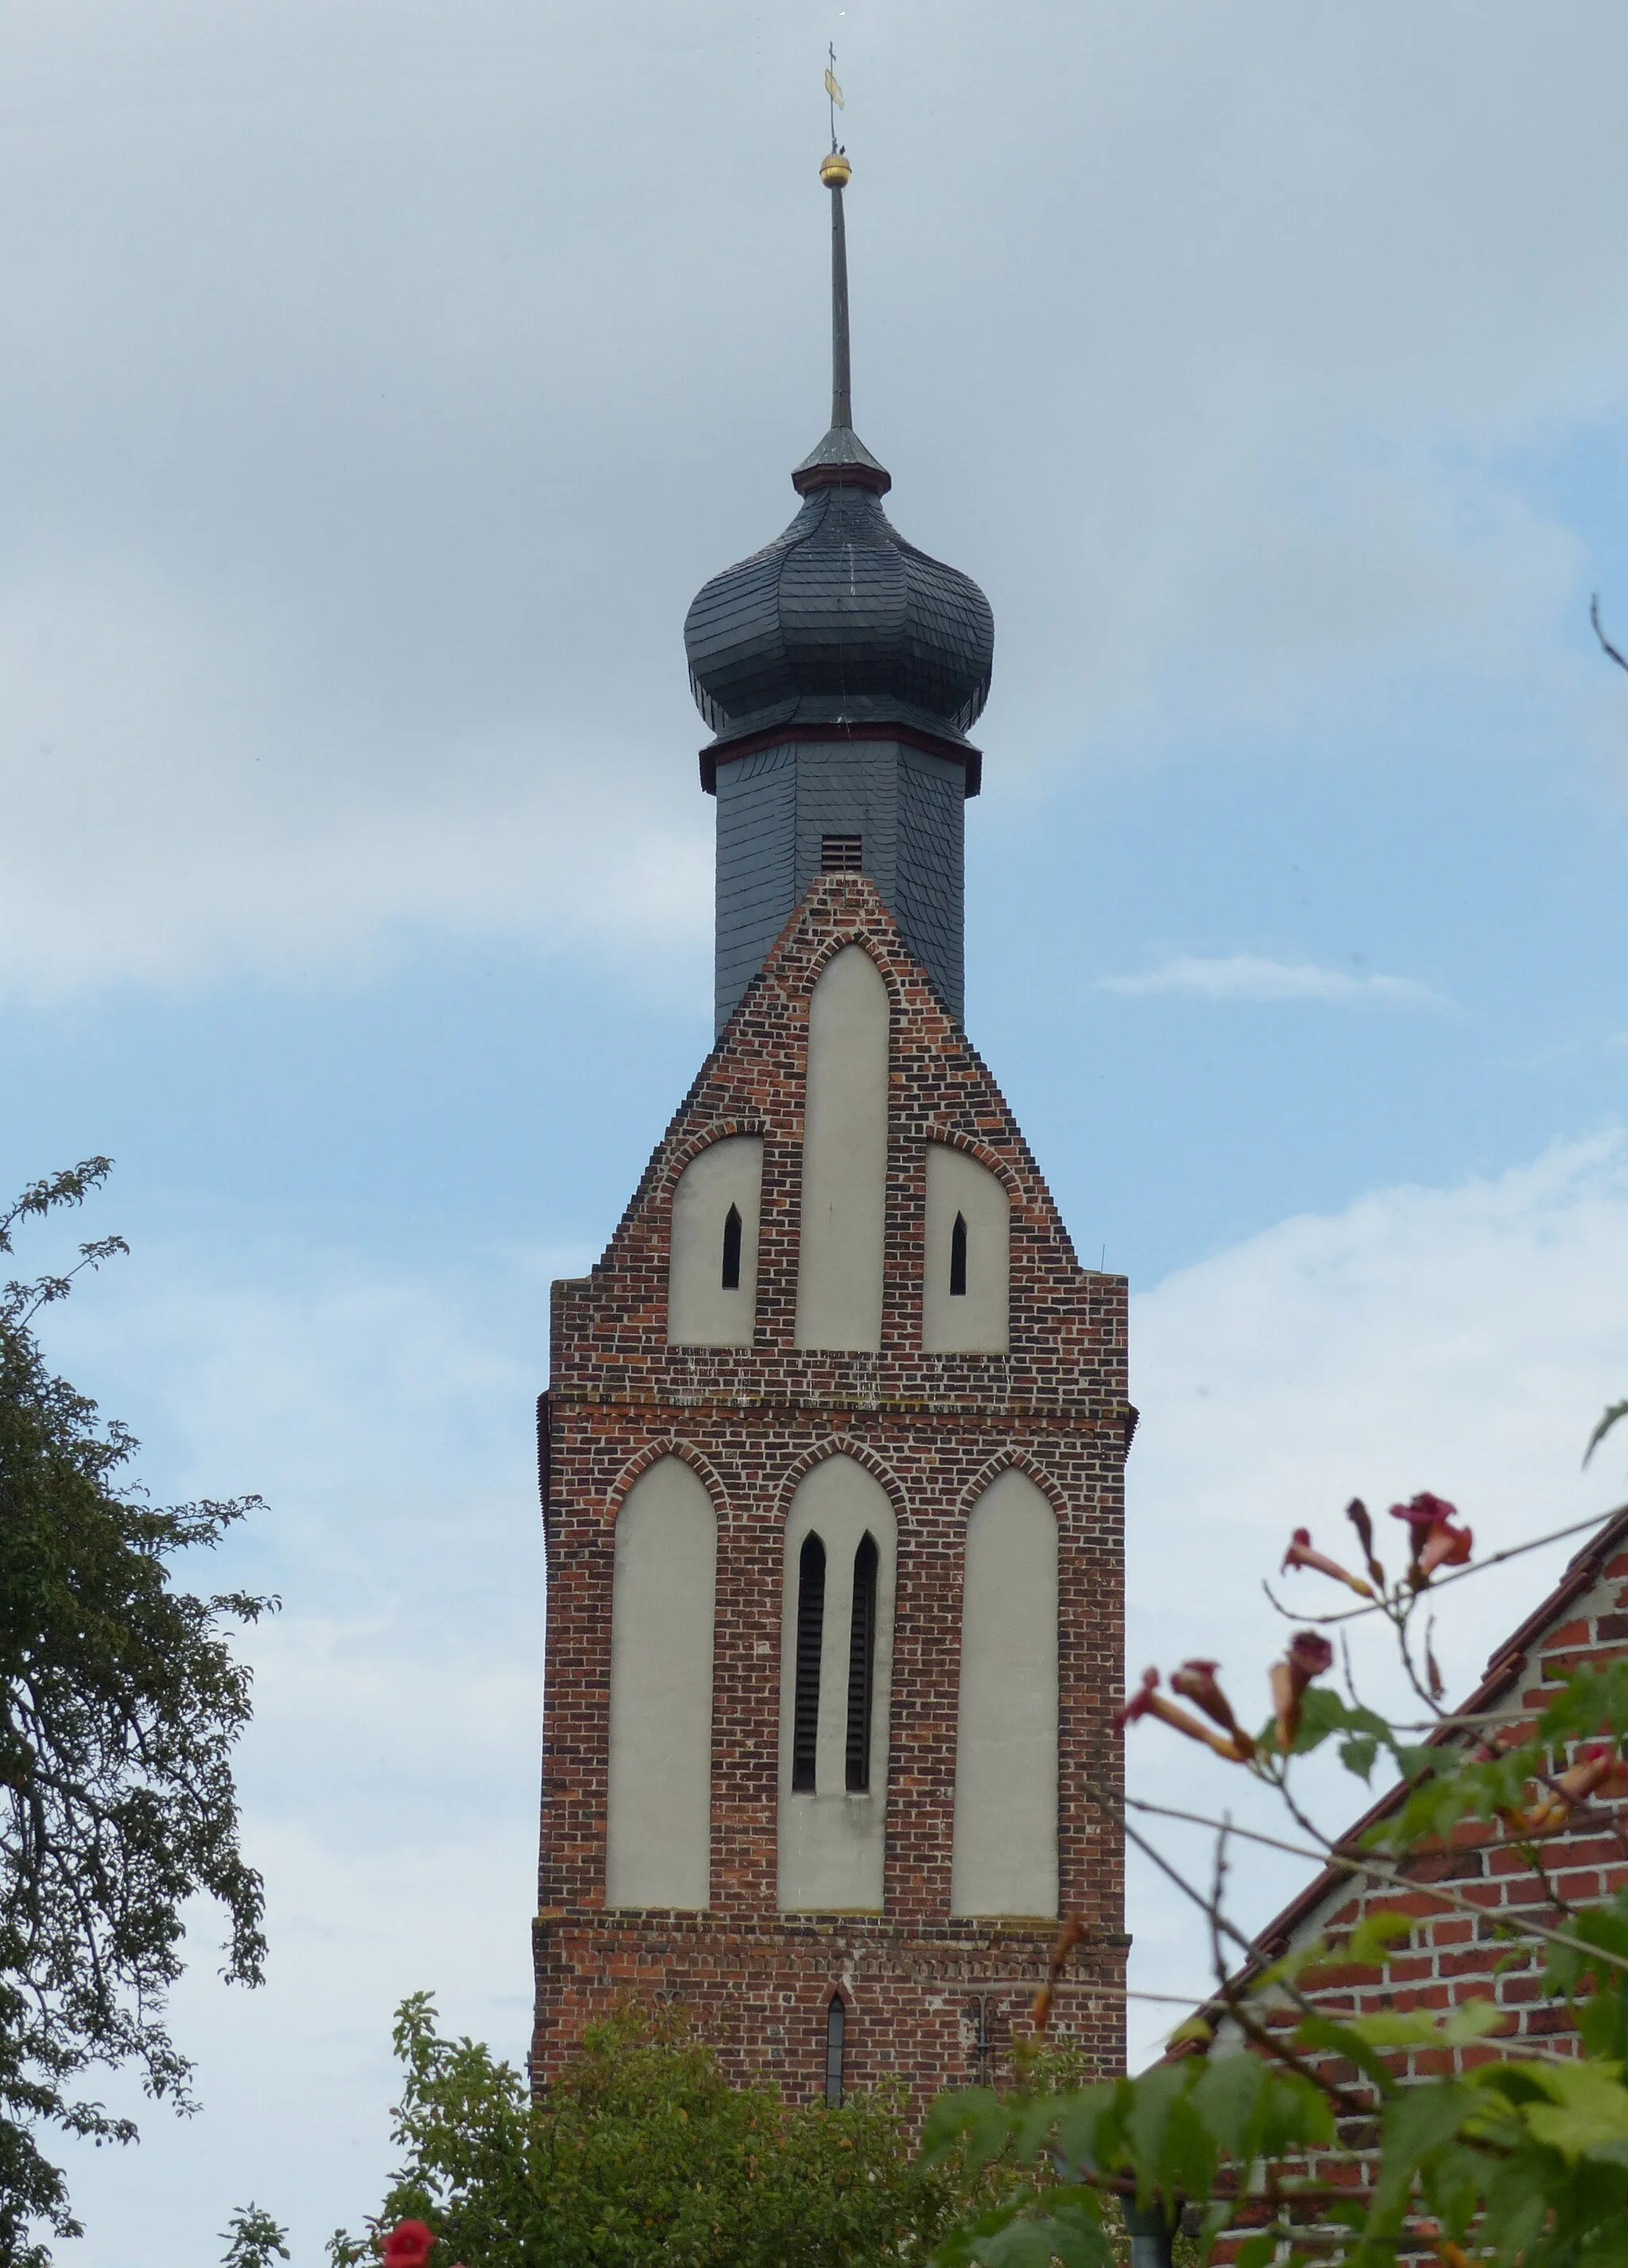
[824,43,845,154]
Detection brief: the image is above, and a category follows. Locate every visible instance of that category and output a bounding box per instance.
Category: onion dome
[684,151,994,770]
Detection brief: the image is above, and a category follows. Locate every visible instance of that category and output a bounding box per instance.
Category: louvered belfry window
[720,1203,742,1289]
[793,1533,827,1791]
[845,1533,878,1792]
[820,834,862,872]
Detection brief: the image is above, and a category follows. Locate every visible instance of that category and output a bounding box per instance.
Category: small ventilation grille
[820,834,863,873]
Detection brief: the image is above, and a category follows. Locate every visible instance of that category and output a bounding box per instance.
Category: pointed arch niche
[605,1456,717,1909]
[668,1135,763,1347]
[923,1143,1010,1353]
[951,1469,1059,1918]
[777,1455,897,1912]
[795,947,889,1351]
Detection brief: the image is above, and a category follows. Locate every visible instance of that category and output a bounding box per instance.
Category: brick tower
[530,147,1128,2111]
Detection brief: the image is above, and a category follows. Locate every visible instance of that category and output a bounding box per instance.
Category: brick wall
[532,874,1130,2112]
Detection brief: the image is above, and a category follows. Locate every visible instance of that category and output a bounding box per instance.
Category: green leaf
[1256,2071,1334,2158]
[1053,2082,1127,2177]
[1124,2061,1187,2192]
[1374,2082,1474,2219]
[921,2088,1003,2166]
[1339,1733,1380,1781]
[975,2209,1112,2268]
[1161,2092,1218,2208]
[1234,2235,1280,2268]
[1421,2142,1486,2243]
[1346,1997,1502,2051]
[1013,2095,1065,2162]
[1346,1911,1413,1966]
[1481,2158,1550,2268]
[1190,2050,1265,2158]
[1295,2013,1397,2098]
[1584,1398,1628,1466]
[1520,2059,1628,2161]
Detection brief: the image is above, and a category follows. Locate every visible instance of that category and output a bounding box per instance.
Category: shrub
[331,1995,994,2268]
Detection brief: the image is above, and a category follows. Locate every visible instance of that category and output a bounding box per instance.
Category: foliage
[924,1473,1628,2266]
[221,2203,291,2268]
[0,1161,273,2261]
[331,1995,1004,2268]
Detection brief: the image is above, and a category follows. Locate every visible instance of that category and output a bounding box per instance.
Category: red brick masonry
[531,877,1130,2110]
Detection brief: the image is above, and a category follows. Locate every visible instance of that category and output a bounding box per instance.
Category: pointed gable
[548,873,1116,1418]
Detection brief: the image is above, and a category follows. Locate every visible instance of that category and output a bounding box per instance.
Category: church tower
[531,149,1128,2110]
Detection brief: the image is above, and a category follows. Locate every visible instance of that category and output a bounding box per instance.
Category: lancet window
[824,1995,847,2106]
[923,1143,1010,1352]
[777,1456,896,1912]
[668,1134,762,1346]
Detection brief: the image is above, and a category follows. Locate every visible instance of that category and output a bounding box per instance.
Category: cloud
[1098,953,1450,1006]
[2,1,1628,993]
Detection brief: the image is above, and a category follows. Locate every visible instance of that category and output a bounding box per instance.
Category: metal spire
[795,60,890,498]
[819,50,852,432]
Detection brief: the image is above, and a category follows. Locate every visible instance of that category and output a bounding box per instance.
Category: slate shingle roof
[683,427,995,752]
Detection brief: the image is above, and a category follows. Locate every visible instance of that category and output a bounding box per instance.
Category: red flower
[1389,1493,1471,1585]
[1288,1631,1335,1678]
[382,2224,435,2268]
[1390,1491,1458,1533]
[1518,1743,1620,1835]
[1170,1660,1256,1760]
[1112,1666,1160,1731]
[1345,1498,1386,1588]
[1281,1527,1374,1599]
[1269,1630,1335,1751]
[1115,1664,1251,1761]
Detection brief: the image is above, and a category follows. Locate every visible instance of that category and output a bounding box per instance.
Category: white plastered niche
[794,945,889,1351]
[922,1142,1010,1354]
[951,1468,1059,1918]
[667,1134,763,1347]
[605,1456,717,1909]
[777,1454,897,1913]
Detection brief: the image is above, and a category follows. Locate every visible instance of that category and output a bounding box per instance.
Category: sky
[6,0,1628,2257]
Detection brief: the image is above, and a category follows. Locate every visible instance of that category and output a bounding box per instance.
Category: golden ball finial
[819,150,851,188]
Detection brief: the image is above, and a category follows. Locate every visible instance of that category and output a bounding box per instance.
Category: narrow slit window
[720,1204,742,1290]
[793,1533,826,1792]
[824,1994,847,2106]
[967,1996,993,2085]
[949,1212,968,1297]
[820,833,863,873]
[844,1533,878,1793]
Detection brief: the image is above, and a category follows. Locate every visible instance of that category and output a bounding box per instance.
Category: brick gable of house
[1190,1506,1628,2229]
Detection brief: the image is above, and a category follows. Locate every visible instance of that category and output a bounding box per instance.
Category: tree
[330,1995,1004,2268]
[0,1160,273,2262]
[923,1473,1628,2266]
[221,2204,290,2268]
